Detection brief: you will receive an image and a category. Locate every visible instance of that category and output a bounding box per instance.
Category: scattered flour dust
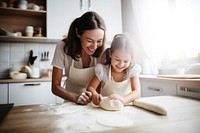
[48,102,135,132]
[96,114,134,127]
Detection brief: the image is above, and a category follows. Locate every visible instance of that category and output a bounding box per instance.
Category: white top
[95,63,142,88]
[51,41,98,77]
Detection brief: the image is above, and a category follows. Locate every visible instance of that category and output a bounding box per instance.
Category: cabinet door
[141,80,177,97]
[47,0,122,41]
[177,83,200,99]
[9,82,55,106]
[47,0,82,39]
[0,84,8,104]
[90,0,122,41]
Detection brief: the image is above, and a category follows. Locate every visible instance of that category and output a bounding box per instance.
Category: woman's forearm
[52,67,79,102]
[52,83,79,102]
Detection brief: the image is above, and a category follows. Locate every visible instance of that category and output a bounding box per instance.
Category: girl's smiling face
[110,49,132,73]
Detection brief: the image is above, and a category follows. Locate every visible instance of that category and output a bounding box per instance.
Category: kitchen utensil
[41,51,49,61]
[33,4,40,11]
[27,3,35,9]
[17,4,27,9]
[0,27,17,37]
[41,52,43,59]
[28,50,37,66]
[47,51,49,59]
[18,0,28,5]
[44,51,46,59]
[25,26,34,37]
[25,66,40,78]
[34,26,43,37]
[41,69,51,77]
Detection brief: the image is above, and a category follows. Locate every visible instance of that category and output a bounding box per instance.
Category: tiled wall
[0,42,57,79]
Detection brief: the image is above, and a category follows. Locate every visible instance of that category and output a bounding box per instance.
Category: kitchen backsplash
[0,42,57,79]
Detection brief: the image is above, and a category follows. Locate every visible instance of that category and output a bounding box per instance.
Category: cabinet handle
[80,0,83,10]
[24,83,41,86]
[148,87,163,92]
[180,87,200,93]
[88,0,91,10]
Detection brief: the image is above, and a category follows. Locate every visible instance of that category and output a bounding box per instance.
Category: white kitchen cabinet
[0,83,8,104]
[9,82,56,106]
[47,0,122,41]
[177,82,200,99]
[140,80,177,97]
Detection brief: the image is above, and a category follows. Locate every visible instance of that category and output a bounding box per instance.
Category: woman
[51,11,106,105]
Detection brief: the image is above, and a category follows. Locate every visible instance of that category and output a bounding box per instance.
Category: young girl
[87,34,141,106]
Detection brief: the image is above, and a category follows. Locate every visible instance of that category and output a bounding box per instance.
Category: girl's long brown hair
[102,34,135,68]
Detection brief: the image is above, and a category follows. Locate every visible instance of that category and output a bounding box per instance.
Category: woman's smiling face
[78,28,104,56]
[110,49,132,73]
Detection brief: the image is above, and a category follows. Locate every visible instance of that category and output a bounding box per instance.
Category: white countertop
[139,75,200,85]
[140,74,200,81]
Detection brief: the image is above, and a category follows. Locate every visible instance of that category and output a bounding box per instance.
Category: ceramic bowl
[10,71,27,80]
[18,4,27,9]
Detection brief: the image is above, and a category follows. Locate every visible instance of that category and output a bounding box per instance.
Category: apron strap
[71,59,74,67]
[90,57,97,66]
[108,66,112,80]
[94,58,97,65]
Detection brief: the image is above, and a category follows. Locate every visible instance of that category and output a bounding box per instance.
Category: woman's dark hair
[63,11,106,60]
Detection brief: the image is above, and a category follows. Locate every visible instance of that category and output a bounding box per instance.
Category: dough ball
[100,97,124,111]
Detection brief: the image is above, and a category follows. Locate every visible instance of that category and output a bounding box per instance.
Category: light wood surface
[0,77,67,83]
[0,96,200,133]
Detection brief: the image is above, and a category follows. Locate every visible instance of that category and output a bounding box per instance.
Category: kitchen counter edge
[0,77,67,83]
[1,75,200,84]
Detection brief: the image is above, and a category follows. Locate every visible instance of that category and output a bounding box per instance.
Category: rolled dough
[100,97,124,111]
[96,114,133,127]
[133,99,168,115]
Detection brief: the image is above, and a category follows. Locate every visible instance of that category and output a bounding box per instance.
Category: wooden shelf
[0,36,60,44]
[0,7,46,15]
[0,0,47,37]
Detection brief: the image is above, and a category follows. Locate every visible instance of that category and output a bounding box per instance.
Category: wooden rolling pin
[133,99,168,115]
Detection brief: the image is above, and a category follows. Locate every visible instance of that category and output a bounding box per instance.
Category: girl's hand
[77,91,92,105]
[92,93,102,106]
[109,94,125,104]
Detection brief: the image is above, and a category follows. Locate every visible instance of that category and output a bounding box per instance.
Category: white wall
[0,42,56,79]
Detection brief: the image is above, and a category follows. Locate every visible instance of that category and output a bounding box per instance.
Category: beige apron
[65,59,96,94]
[101,67,132,97]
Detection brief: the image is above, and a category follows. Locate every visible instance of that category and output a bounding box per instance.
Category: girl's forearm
[87,86,98,95]
[123,90,141,104]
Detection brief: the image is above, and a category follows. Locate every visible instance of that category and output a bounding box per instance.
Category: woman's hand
[77,91,92,105]
[92,92,102,106]
[109,94,125,104]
